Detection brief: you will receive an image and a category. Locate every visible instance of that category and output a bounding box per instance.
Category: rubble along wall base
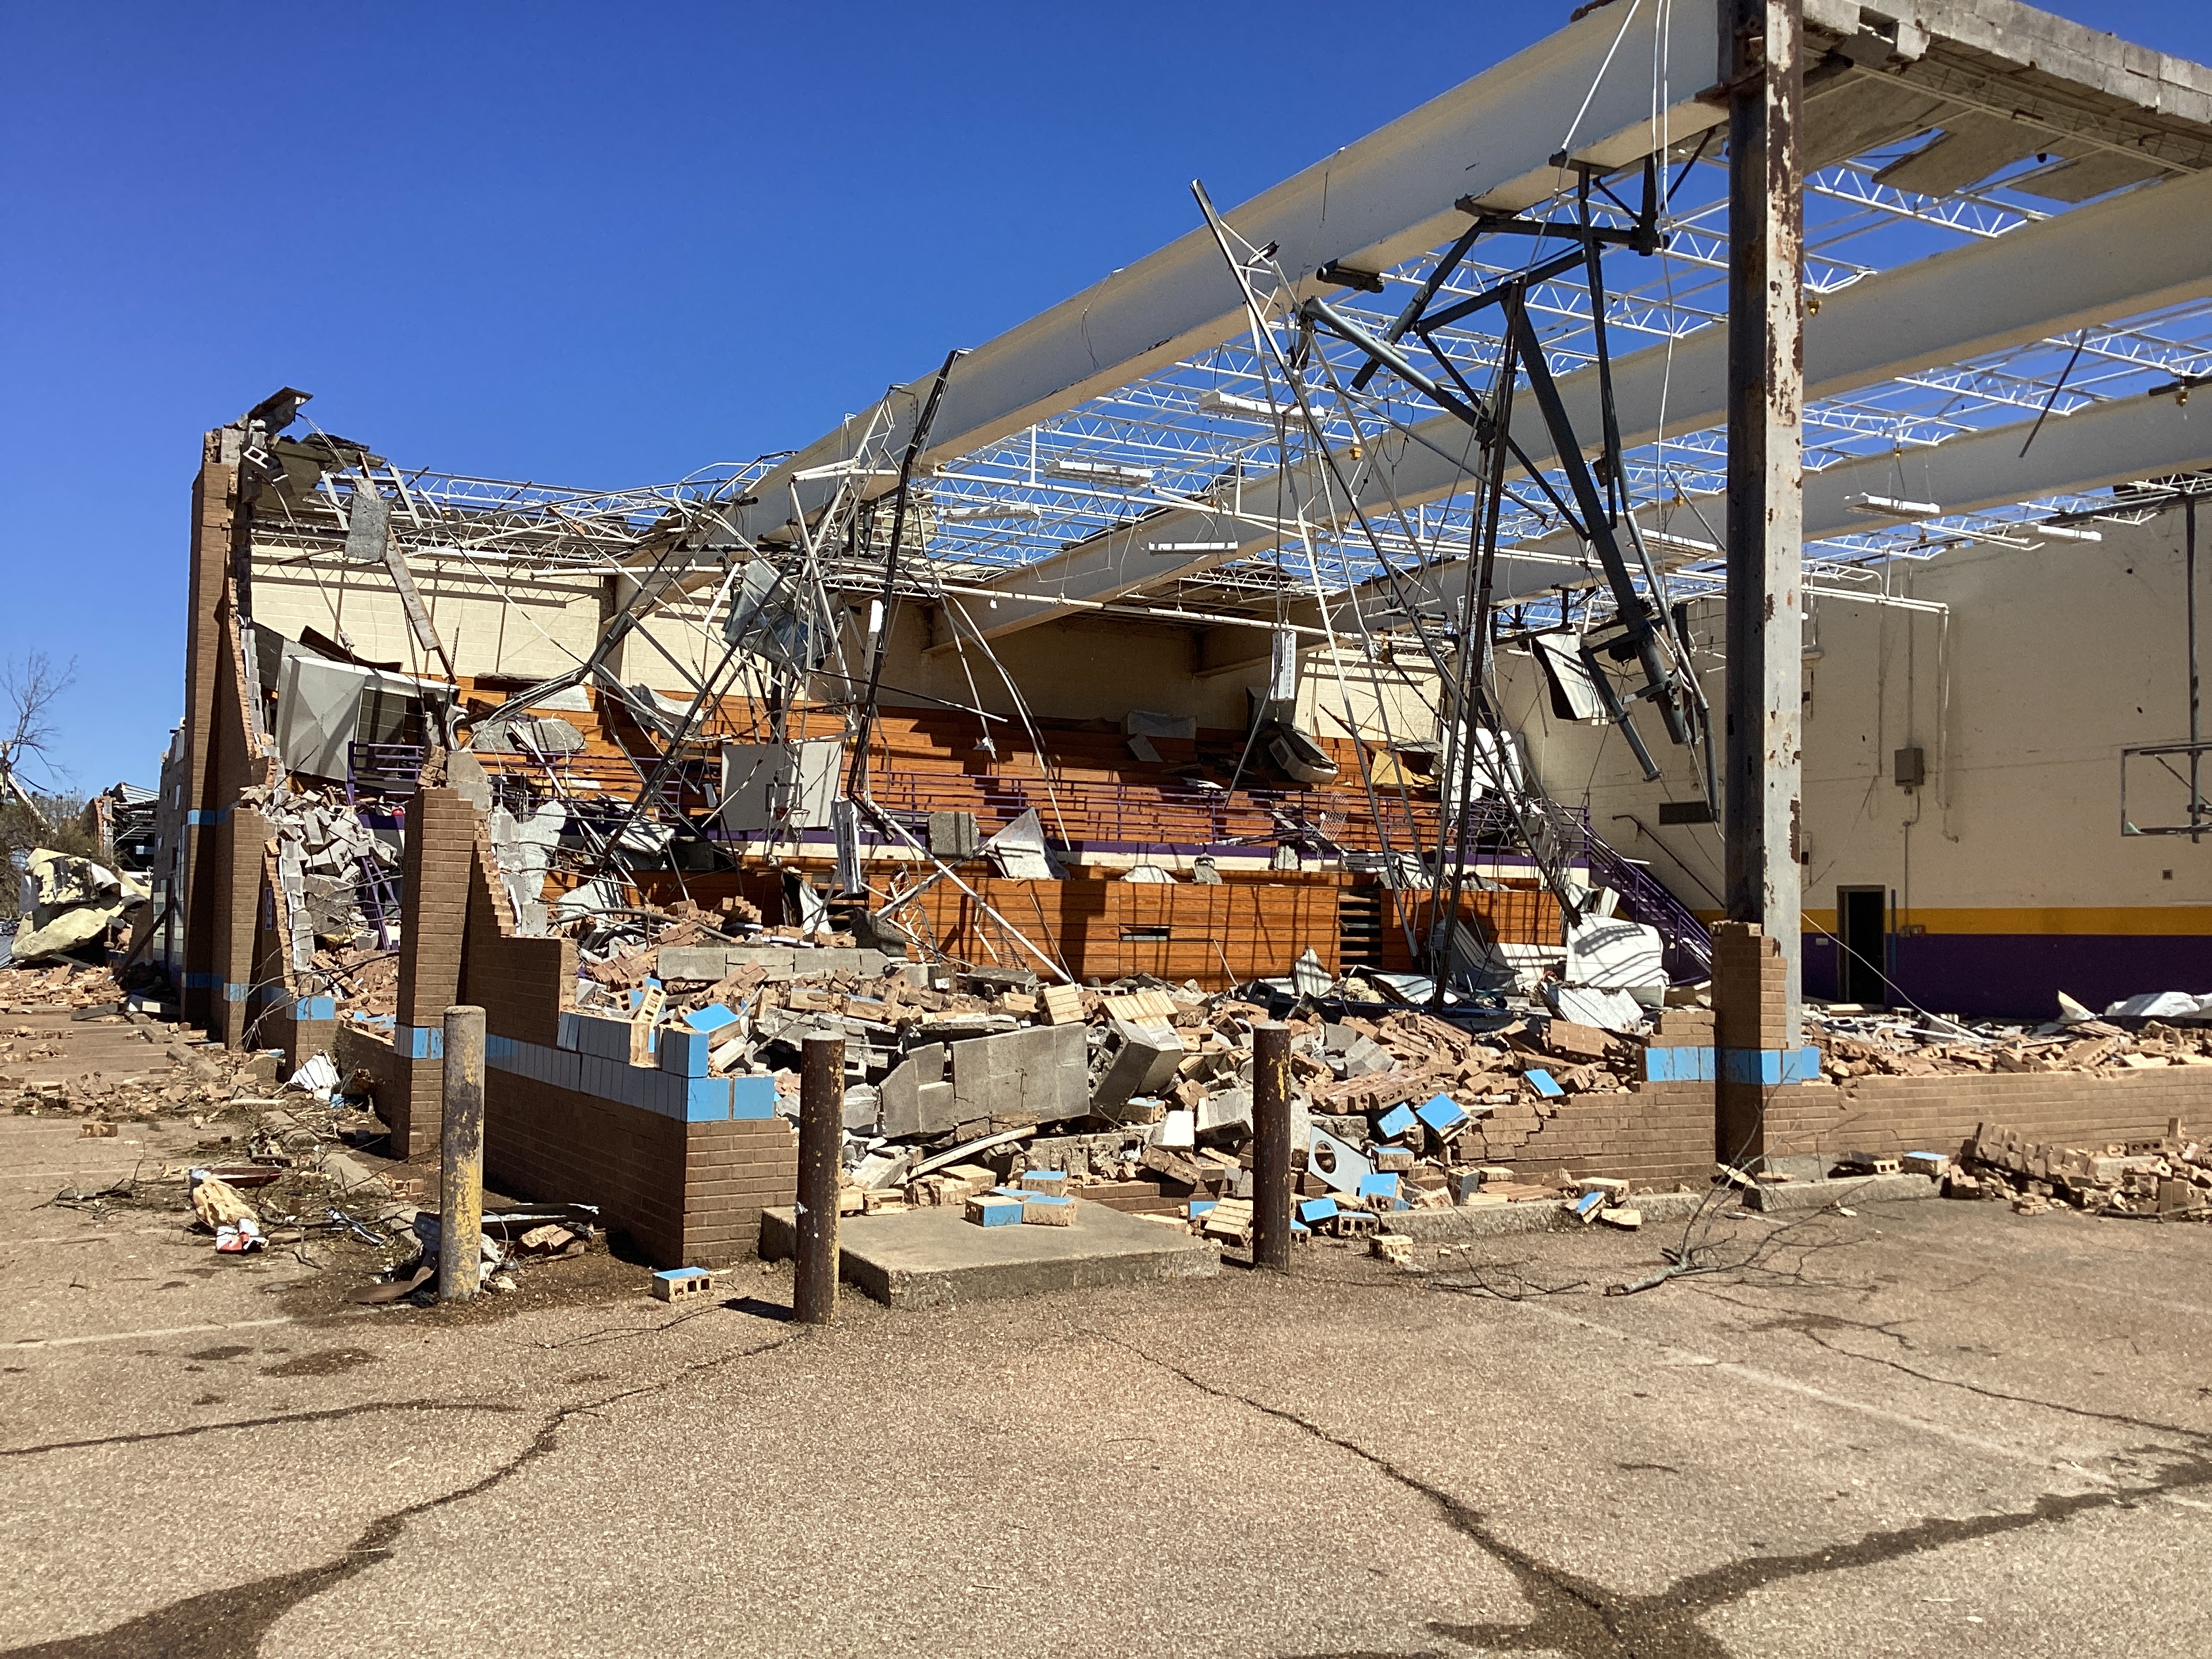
[1475,1069,2212,1191]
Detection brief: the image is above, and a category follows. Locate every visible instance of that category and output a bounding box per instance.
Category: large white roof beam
[724,0,1730,549]
[946,160,2212,649]
[1256,389,2212,636]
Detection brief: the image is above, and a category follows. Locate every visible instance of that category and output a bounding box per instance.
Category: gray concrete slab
[760,1198,1219,1308]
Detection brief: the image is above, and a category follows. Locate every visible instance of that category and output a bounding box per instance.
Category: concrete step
[760,1197,1219,1310]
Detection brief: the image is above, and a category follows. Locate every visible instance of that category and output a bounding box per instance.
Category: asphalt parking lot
[6,1097,2210,1659]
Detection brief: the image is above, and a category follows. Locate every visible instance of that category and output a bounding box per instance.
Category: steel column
[1723,0,1805,1045]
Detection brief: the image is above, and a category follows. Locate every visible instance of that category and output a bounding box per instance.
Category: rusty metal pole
[1720,0,1806,1165]
[436,1005,485,1304]
[794,1027,844,1324]
[1250,1021,1293,1270]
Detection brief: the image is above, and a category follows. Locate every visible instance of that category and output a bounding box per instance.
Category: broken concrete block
[966,1195,1023,1227]
[879,1044,949,1139]
[1195,1084,1252,1140]
[1021,1193,1075,1226]
[1370,1232,1414,1265]
[841,1085,880,1133]
[1306,1126,1372,1195]
[950,1021,1088,1126]
[1040,983,1086,1025]
[851,1149,912,1190]
[1019,1168,1067,1195]
[1091,1019,1185,1112]
[1597,1207,1643,1230]
[652,1267,715,1302]
[1357,1171,1401,1208]
[1154,1109,1196,1149]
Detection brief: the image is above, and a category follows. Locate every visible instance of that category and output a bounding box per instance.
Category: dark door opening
[1837,886,1887,1006]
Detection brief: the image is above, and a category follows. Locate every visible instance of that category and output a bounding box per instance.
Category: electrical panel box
[1893,747,1926,789]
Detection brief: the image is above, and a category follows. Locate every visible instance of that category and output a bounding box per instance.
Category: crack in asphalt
[1106,1335,2212,1659]
[1684,1280,2212,1443]
[0,1334,792,1659]
[0,1399,525,1458]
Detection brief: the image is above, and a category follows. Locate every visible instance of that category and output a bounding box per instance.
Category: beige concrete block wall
[1498,516,2210,926]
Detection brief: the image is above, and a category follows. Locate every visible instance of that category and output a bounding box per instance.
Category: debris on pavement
[1948,1118,2212,1219]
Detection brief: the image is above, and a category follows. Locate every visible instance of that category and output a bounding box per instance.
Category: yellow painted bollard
[438,1005,486,1304]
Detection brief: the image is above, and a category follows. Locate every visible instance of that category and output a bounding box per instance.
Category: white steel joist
[1292,388,2212,630]
[947,161,2212,650]
[724,0,1732,550]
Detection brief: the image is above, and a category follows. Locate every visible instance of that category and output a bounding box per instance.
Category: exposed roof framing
[242,2,2212,663]
[678,0,2212,654]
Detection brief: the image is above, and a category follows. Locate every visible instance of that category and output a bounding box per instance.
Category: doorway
[1836,886,1888,1006]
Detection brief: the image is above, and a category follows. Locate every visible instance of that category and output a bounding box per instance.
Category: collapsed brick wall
[1477,1069,2212,1191]
[251,847,334,1069]
[350,785,796,1265]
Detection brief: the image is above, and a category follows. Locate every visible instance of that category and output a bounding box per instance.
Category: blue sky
[2,1,2205,790]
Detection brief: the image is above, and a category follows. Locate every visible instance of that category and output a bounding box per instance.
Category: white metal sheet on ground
[1564,916,1665,1006]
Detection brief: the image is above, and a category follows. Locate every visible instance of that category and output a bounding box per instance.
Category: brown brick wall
[458,825,573,1050]
[1713,921,1790,1164]
[396,788,475,1027]
[178,449,235,1027]
[1473,1069,2212,1191]
[483,1081,797,1269]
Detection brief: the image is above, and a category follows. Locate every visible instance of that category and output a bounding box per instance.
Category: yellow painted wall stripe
[1701,907,2212,937]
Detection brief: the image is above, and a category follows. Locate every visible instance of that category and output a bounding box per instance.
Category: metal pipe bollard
[794,1027,844,1324]
[1251,1020,1293,1271]
[437,1005,486,1304]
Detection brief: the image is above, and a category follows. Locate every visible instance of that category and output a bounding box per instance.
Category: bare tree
[0,653,77,827]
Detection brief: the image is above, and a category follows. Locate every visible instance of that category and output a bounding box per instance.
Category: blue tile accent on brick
[1645,1047,1719,1082]
[1527,1068,1564,1098]
[1358,1172,1400,1200]
[658,1027,713,1078]
[296,996,335,1021]
[1376,1102,1418,1139]
[397,1024,444,1061]
[684,1078,735,1122]
[1717,1046,1822,1086]
[731,1076,779,1120]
